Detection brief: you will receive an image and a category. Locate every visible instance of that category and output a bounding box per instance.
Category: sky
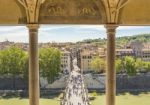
[0,25,150,43]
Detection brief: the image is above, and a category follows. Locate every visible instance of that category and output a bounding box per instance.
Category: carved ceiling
[0,0,150,25]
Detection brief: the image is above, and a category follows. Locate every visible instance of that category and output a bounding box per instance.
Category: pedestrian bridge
[62,70,90,105]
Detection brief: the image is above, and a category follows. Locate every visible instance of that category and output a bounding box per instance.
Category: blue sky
[0,25,150,43]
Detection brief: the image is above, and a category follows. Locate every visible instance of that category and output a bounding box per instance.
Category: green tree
[143,62,150,72]
[115,59,122,73]
[0,50,9,74]
[39,48,61,83]
[135,58,144,72]
[124,56,136,76]
[0,46,27,89]
[21,52,29,81]
[91,56,106,73]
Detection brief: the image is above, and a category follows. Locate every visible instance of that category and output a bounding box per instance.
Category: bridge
[62,71,90,105]
[61,58,90,105]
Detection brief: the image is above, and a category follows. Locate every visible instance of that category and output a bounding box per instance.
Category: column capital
[105,24,118,34]
[27,24,40,30]
[105,24,118,29]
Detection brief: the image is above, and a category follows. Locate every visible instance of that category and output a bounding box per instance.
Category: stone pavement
[61,70,90,105]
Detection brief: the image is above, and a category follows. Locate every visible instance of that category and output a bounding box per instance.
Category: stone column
[27,24,40,105]
[105,24,118,105]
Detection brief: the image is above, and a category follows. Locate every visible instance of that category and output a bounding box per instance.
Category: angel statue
[72,58,81,72]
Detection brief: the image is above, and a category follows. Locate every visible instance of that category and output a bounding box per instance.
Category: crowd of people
[61,70,90,105]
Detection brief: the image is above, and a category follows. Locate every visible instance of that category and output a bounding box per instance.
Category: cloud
[0,26,28,42]
[40,25,105,32]
[40,25,72,31]
[117,26,149,30]
[0,26,26,32]
[0,25,150,42]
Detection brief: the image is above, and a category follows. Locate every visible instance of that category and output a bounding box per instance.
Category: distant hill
[77,34,150,48]
[116,34,150,45]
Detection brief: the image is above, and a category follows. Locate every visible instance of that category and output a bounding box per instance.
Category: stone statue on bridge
[72,58,81,72]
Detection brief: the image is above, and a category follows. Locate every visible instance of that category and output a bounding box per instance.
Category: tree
[21,52,29,81]
[135,58,144,72]
[115,59,122,73]
[39,48,61,83]
[143,62,150,72]
[0,50,9,74]
[0,51,3,74]
[91,56,106,73]
[124,56,136,76]
[0,46,27,89]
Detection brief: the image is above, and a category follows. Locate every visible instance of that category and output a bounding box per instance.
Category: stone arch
[0,0,27,24]
[119,0,150,25]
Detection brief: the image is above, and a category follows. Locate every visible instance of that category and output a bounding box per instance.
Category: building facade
[60,50,71,73]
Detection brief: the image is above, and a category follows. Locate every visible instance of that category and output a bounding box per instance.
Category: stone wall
[0,73,150,90]
[0,75,28,90]
[116,73,150,90]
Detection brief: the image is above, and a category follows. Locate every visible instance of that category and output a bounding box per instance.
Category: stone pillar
[105,24,118,105]
[27,24,40,105]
